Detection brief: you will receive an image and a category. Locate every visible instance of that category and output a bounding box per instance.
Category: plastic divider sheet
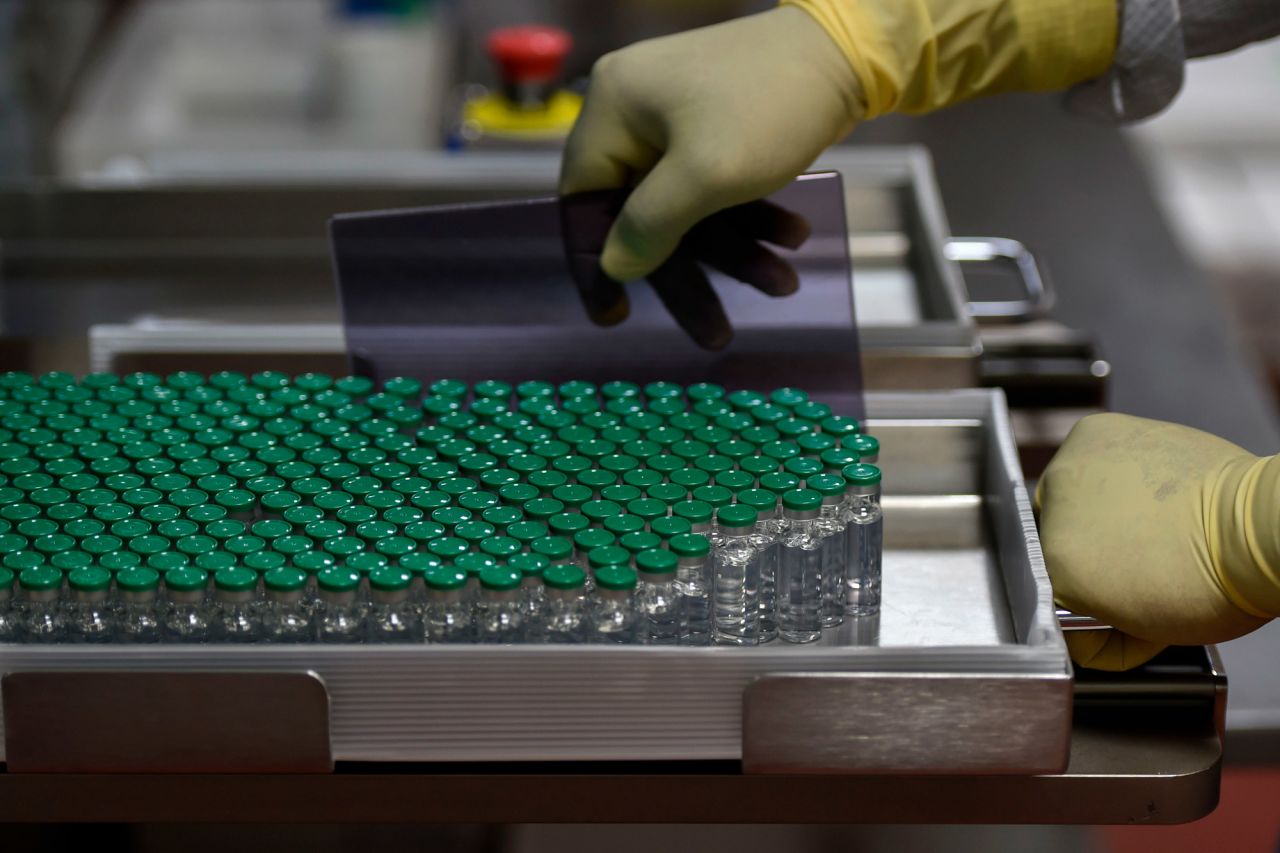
[330,171,865,420]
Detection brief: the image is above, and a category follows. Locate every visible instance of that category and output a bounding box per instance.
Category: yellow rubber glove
[561,0,1117,283]
[1036,414,1280,671]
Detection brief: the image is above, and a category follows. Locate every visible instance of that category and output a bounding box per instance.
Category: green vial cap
[457,490,499,513]
[454,520,496,544]
[147,552,189,573]
[482,506,522,528]
[620,531,663,555]
[847,434,880,460]
[694,454,734,476]
[807,473,846,498]
[224,534,266,556]
[691,485,733,509]
[715,469,755,492]
[669,532,711,558]
[685,382,725,402]
[625,497,667,524]
[542,563,586,590]
[499,482,539,506]
[117,566,161,592]
[601,381,640,400]
[691,424,732,445]
[33,534,75,556]
[505,520,548,544]
[642,455,681,478]
[551,483,592,508]
[784,457,824,478]
[382,376,422,399]
[636,548,678,575]
[369,565,411,592]
[672,499,713,525]
[283,505,323,525]
[374,535,416,558]
[820,415,860,438]
[576,469,616,494]
[622,468,662,491]
[431,506,471,527]
[264,566,306,592]
[782,488,823,512]
[599,453,639,475]
[581,499,623,523]
[317,566,360,593]
[646,483,688,505]
[517,380,555,399]
[669,468,710,491]
[522,497,564,521]
[531,535,573,562]
[479,565,521,592]
[648,426,687,448]
[797,433,836,455]
[425,566,467,591]
[841,463,882,487]
[81,533,124,556]
[600,484,641,505]
[427,537,470,561]
[594,565,637,591]
[650,516,692,540]
[400,552,442,575]
[526,470,568,497]
[313,491,354,513]
[409,490,451,513]
[762,441,801,463]
[128,534,172,556]
[693,399,733,419]
[244,551,286,573]
[736,488,778,514]
[548,512,589,537]
[759,471,801,495]
[572,528,614,553]
[716,504,758,531]
[603,514,645,537]
[164,566,208,593]
[67,566,111,592]
[213,566,256,592]
[557,380,596,400]
[820,448,860,471]
[588,545,631,570]
[322,536,365,558]
[479,534,523,560]
[194,551,235,573]
[294,551,335,574]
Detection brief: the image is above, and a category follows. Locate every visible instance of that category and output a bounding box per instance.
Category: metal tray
[0,389,1070,774]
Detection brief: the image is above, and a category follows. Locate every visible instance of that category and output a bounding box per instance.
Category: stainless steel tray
[0,389,1070,773]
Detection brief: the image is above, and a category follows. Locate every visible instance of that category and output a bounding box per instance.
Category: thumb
[1065,628,1166,672]
[601,154,739,282]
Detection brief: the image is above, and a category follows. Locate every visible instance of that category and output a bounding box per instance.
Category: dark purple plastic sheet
[330,171,864,419]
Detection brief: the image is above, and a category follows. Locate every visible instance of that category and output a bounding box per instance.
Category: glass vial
[808,474,848,628]
[368,566,422,643]
[316,567,366,643]
[476,566,525,644]
[842,463,883,616]
[18,565,66,643]
[635,548,682,645]
[424,566,472,643]
[213,567,263,643]
[162,567,212,643]
[115,567,162,643]
[540,563,590,644]
[261,567,313,643]
[778,488,824,643]
[589,565,638,644]
[669,532,712,646]
[712,504,762,646]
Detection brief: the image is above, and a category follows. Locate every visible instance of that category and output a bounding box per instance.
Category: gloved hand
[1036,413,1280,671]
[561,0,1117,288]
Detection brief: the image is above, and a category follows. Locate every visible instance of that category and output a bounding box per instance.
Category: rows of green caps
[0,371,880,601]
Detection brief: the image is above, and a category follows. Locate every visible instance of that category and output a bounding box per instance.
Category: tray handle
[947,237,1053,322]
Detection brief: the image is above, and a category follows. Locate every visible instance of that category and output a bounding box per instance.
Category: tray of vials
[0,374,1069,773]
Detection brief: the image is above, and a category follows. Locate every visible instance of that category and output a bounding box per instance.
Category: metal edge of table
[0,721,1221,825]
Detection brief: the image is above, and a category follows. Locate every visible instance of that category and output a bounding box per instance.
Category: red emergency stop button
[487,26,572,84]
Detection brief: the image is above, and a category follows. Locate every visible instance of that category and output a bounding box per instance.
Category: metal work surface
[0,725,1221,825]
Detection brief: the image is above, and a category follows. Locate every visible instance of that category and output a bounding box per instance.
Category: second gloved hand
[1037,414,1280,671]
